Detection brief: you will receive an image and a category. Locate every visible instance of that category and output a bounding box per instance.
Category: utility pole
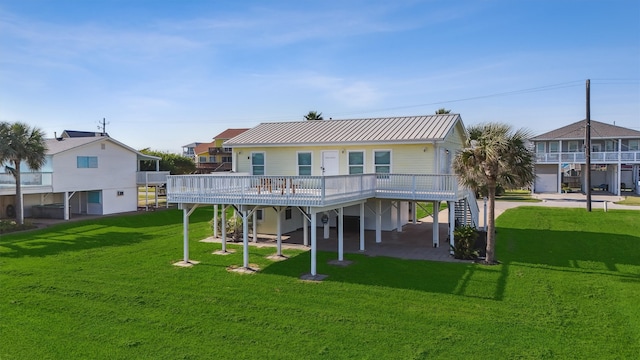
[98,118,109,136]
[585,79,592,212]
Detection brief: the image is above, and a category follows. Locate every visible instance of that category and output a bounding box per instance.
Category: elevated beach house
[0,131,169,220]
[531,120,640,195]
[167,114,479,277]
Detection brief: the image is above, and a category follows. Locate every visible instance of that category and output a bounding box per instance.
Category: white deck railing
[0,172,53,187]
[167,173,461,207]
[136,171,170,185]
[536,151,640,164]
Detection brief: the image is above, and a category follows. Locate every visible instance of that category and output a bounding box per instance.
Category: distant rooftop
[531,120,640,141]
[213,128,250,140]
[61,130,109,138]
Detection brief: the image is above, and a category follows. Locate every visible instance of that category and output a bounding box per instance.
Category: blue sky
[1,0,638,152]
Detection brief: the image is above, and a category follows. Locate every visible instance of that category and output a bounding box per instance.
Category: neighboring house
[531,120,640,195]
[167,115,478,276]
[181,142,202,161]
[194,128,249,173]
[0,132,169,220]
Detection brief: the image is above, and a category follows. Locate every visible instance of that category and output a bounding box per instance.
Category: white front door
[321,150,339,176]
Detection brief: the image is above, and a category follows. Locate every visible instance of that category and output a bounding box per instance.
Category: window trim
[296,151,312,176]
[373,149,392,174]
[567,141,580,153]
[549,141,559,153]
[77,156,98,168]
[536,142,545,153]
[251,152,266,175]
[348,150,365,175]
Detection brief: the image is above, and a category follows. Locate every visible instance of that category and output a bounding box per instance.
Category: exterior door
[321,151,339,176]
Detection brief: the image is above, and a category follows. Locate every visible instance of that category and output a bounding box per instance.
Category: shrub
[451,225,479,260]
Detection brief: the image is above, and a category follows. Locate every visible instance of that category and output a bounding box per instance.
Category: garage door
[535,165,558,193]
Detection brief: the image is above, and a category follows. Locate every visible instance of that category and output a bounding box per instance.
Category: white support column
[617,138,622,196]
[154,186,159,208]
[338,207,344,261]
[303,214,309,247]
[432,201,440,247]
[323,212,330,239]
[64,191,70,220]
[221,205,227,253]
[359,202,365,251]
[310,208,318,276]
[375,199,382,243]
[448,201,455,254]
[183,206,190,263]
[252,210,258,242]
[412,201,417,223]
[213,204,218,239]
[396,201,402,232]
[276,207,282,257]
[145,186,149,211]
[242,209,249,268]
[558,140,563,193]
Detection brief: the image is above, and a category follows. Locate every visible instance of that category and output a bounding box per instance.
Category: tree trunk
[485,180,497,264]
[15,161,24,225]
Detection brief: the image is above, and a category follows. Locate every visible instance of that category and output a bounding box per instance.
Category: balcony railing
[536,151,640,164]
[167,173,461,207]
[0,172,53,187]
[136,171,170,185]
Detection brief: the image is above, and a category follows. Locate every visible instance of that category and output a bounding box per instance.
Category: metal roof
[531,119,640,141]
[44,137,160,160]
[224,114,463,147]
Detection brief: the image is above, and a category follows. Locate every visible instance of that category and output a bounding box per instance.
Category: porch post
[558,140,563,194]
[221,205,227,253]
[359,202,365,251]
[617,138,622,196]
[64,191,70,220]
[252,210,258,242]
[338,207,344,261]
[276,207,282,256]
[242,208,249,268]
[448,201,455,254]
[183,206,190,263]
[432,201,440,247]
[310,208,318,276]
[412,201,417,223]
[213,204,218,239]
[375,199,382,243]
[396,201,402,232]
[303,214,309,246]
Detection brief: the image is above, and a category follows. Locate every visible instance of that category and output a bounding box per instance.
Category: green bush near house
[1,207,639,358]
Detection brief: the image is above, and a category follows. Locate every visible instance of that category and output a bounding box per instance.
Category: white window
[348,151,364,174]
[568,141,580,152]
[591,143,601,152]
[605,140,615,152]
[199,156,206,163]
[628,140,639,151]
[536,143,545,153]
[77,156,98,168]
[549,142,559,153]
[256,209,263,220]
[251,152,265,175]
[374,150,391,174]
[209,156,215,163]
[297,152,312,175]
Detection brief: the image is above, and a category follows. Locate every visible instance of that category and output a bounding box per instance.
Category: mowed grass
[1,207,639,359]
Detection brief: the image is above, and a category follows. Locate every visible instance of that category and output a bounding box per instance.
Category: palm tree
[304,111,323,120]
[452,122,534,264]
[0,122,47,224]
[435,108,451,114]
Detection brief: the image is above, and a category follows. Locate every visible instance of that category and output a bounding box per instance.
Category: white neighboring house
[167,114,479,276]
[531,120,640,195]
[0,132,169,220]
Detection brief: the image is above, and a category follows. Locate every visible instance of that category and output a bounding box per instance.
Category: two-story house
[0,131,169,220]
[193,129,249,173]
[167,115,478,277]
[531,120,640,195]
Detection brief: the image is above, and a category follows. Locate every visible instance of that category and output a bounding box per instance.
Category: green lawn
[1,207,638,359]
[615,195,640,206]
[496,189,541,202]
